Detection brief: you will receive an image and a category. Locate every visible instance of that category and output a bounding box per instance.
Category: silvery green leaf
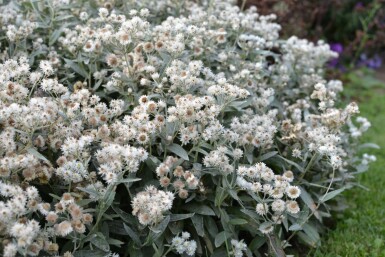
[257,151,278,162]
[167,143,189,160]
[77,187,100,198]
[358,143,380,149]
[277,155,304,173]
[119,178,141,183]
[73,250,106,257]
[191,215,205,236]
[145,156,161,171]
[229,219,248,225]
[49,28,64,46]
[27,147,51,165]
[299,186,320,220]
[169,219,184,235]
[111,206,136,225]
[319,188,345,203]
[297,231,317,247]
[249,236,266,253]
[183,203,215,216]
[90,233,110,252]
[259,221,273,231]
[289,224,302,231]
[64,58,88,78]
[240,209,261,222]
[148,215,170,243]
[107,238,124,247]
[214,231,231,247]
[204,217,218,238]
[169,213,195,222]
[123,223,141,246]
[303,223,320,243]
[127,241,143,257]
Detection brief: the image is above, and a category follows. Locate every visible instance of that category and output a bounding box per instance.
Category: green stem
[298,153,318,181]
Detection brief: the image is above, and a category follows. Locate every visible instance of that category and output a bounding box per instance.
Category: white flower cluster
[131,185,174,225]
[0,0,375,255]
[55,160,88,184]
[0,182,43,250]
[95,143,148,183]
[0,182,92,256]
[231,239,247,257]
[171,232,197,256]
[155,156,200,198]
[236,164,301,231]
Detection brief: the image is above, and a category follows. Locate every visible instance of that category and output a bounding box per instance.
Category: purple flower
[358,54,383,69]
[328,43,344,68]
[329,43,344,54]
[355,2,364,10]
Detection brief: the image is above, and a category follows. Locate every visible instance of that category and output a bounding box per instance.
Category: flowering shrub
[0,0,377,256]
[246,0,385,70]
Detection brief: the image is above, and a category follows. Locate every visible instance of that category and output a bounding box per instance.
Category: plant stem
[299,153,318,181]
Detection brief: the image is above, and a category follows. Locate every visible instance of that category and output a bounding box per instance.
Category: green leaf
[299,186,320,221]
[64,58,88,78]
[124,223,141,246]
[358,143,380,150]
[204,216,218,238]
[229,219,248,225]
[259,221,274,232]
[249,236,266,253]
[289,223,302,231]
[167,144,189,160]
[107,238,125,247]
[73,250,106,257]
[27,147,51,165]
[49,28,63,46]
[107,221,129,235]
[76,187,100,199]
[102,190,116,211]
[214,231,231,247]
[127,241,143,257]
[151,216,170,234]
[145,156,161,171]
[111,205,136,225]
[297,223,320,247]
[228,189,241,202]
[320,188,345,203]
[119,178,141,183]
[148,216,170,243]
[303,223,320,244]
[191,215,205,237]
[240,209,261,222]
[90,233,110,252]
[169,213,195,222]
[256,151,278,162]
[215,187,227,207]
[183,203,215,216]
[168,220,184,235]
[277,155,304,173]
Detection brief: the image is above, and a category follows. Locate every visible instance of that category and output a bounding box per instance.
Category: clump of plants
[0,0,376,256]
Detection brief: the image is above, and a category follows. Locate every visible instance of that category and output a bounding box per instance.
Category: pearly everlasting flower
[286,200,300,214]
[55,161,88,184]
[172,232,197,256]
[256,203,269,216]
[231,239,247,257]
[131,186,174,225]
[55,221,73,236]
[286,186,301,199]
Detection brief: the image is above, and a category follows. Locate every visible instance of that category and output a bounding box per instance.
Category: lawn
[310,71,385,256]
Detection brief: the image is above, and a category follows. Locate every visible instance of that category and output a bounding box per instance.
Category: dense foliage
[246,0,385,69]
[0,0,377,256]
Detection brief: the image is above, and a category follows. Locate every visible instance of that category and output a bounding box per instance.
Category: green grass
[309,79,385,256]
